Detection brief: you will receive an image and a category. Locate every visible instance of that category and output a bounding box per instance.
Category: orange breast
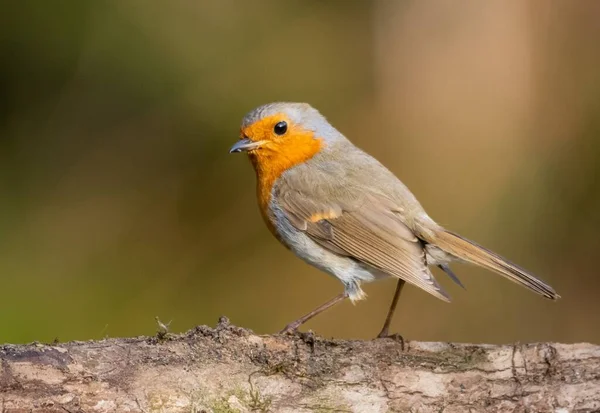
[248,130,323,238]
[256,169,279,238]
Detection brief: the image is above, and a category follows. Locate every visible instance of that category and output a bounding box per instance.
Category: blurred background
[1,1,599,345]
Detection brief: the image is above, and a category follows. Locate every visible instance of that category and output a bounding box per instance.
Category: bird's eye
[273,121,287,135]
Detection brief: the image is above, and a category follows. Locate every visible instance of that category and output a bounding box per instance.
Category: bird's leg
[377,279,406,341]
[280,292,348,334]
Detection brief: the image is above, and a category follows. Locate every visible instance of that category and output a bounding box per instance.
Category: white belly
[270,201,384,302]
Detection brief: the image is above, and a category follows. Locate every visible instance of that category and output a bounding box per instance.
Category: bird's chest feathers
[250,137,323,238]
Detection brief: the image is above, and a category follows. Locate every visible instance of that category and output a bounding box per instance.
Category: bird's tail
[429,229,560,300]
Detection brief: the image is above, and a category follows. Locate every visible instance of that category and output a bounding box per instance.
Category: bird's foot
[376,329,405,350]
[279,321,302,335]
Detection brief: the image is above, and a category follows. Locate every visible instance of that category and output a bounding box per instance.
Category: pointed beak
[229,138,265,153]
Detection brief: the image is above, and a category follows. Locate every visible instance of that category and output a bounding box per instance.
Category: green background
[1,1,598,344]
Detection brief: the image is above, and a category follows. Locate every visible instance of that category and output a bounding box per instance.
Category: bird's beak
[229,138,265,153]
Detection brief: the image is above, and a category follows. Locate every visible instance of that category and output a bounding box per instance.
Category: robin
[229,102,560,337]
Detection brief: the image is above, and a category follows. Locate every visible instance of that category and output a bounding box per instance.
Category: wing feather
[277,188,450,301]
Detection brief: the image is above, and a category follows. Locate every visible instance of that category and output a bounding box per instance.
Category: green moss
[204,385,272,413]
[208,397,241,413]
[247,385,272,412]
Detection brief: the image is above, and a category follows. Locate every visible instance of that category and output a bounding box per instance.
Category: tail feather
[438,264,466,289]
[431,230,560,300]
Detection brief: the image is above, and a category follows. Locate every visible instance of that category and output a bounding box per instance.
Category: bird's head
[229,102,343,174]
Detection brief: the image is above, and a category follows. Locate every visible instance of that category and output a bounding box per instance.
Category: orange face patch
[240,114,289,145]
[241,113,324,233]
[240,113,323,168]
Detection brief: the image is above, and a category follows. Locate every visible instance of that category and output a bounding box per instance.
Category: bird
[229,102,560,336]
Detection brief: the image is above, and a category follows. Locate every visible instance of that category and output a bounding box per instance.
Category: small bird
[230,102,560,336]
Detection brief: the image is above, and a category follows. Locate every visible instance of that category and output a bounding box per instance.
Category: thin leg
[280,292,348,334]
[377,279,406,338]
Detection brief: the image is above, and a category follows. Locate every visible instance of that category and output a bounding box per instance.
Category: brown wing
[278,189,450,302]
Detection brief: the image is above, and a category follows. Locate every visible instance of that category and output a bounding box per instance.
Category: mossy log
[1,317,599,412]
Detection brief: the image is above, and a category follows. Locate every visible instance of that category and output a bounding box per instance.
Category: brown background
[1,0,598,344]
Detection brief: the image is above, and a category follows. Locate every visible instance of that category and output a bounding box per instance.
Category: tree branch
[1,317,599,412]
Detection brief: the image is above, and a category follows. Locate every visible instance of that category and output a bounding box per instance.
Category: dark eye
[273,121,287,135]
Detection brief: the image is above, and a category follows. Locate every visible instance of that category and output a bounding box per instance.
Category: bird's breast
[257,181,280,239]
[249,135,324,232]
[254,164,291,242]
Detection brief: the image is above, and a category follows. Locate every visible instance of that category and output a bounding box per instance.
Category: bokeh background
[1,1,599,345]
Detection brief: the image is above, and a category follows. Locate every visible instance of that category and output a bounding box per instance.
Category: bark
[1,317,599,413]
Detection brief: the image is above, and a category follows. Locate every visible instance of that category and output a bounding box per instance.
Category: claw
[279,322,300,335]
[376,332,405,350]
